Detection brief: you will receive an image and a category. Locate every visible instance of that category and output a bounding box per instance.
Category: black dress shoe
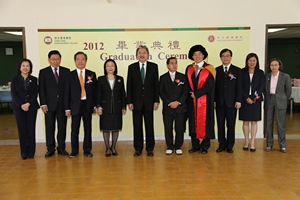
[243,146,249,150]
[69,153,78,158]
[201,149,208,154]
[134,151,141,157]
[227,148,234,153]
[216,147,225,153]
[250,148,256,152]
[22,156,27,160]
[111,148,118,156]
[84,152,93,157]
[28,156,34,159]
[45,151,55,157]
[147,151,154,157]
[105,148,111,157]
[57,149,69,156]
[188,148,200,153]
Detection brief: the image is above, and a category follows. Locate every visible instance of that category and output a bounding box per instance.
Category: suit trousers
[132,105,155,152]
[44,101,67,152]
[71,100,92,154]
[14,110,37,158]
[190,132,210,150]
[163,113,185,149]
[266,95,286,148]
[216,105,237,149]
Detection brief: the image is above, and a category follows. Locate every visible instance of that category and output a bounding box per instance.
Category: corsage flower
[253,91,260,103]
[118,79,121,82]
[175,79,184,86]
[228,72,236,80]
[86,75,93,83]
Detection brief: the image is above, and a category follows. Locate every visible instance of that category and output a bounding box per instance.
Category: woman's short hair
[268,58,283,71]
[104,59,118,75]
[18,58,33,74]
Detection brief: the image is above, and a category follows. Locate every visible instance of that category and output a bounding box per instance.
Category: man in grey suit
[265,58,292,153]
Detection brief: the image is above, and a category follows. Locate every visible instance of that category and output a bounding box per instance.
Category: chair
[0,91,13,112]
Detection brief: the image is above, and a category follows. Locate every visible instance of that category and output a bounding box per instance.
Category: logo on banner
[44,36,52,45]
[208,35,215,43]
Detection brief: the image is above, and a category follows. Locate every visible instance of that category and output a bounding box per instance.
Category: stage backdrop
[38,27,250,140]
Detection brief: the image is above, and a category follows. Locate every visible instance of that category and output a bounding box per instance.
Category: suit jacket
[96,75,126,114]
[265,72,291,110]
[39,66,70,111]
[65,69,97,115]
[241,68,265,104]
[11,74,39,112]
[215,64,242,108]
[159,71,188,114]
[126,61,159,110]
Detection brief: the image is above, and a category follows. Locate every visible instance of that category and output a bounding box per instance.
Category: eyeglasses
[221,55,231,58]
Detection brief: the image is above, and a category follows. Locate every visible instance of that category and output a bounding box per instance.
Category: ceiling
[0,26,300,42]
[268,26,300,39]
[0,29,23,42]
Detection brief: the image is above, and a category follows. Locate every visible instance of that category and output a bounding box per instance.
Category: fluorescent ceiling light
[4,31,23,36]
[268,28,286,33]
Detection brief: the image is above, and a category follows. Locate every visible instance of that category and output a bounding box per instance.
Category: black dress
[239,69,265,121]
[96,75,126,131]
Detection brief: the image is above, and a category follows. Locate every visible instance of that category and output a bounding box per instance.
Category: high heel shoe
[105,149,111,157]
[111,148,118,156]
[250,148,256,152]
[243,144,249,151]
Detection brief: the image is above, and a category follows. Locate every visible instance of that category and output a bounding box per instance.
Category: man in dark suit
[39,50,70,157]
[65,51,97,158]
[159,57,188,155]
[215,48,242,153]
[126,45,159,157]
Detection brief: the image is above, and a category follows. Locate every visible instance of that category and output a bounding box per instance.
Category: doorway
[0,27,25,141]
[265,24,300,138]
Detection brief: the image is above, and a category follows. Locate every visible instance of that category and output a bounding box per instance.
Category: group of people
[10,44,292,160]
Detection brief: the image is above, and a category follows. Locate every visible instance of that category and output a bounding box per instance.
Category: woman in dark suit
[11,58,39,159]
[239,53,265,152]
[96,59,126,157]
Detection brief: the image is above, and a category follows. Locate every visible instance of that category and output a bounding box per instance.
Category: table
[0,86,10,91]
[290,86,300,112]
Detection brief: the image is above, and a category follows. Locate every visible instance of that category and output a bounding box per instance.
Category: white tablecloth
[291,87,300,103]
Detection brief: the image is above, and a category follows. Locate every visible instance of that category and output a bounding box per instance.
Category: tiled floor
[1,139,300,200]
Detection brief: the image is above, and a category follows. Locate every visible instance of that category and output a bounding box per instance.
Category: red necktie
[54,68,59,83]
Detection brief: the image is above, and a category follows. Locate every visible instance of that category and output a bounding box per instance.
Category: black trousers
[163,113,185,149]
[70,100,92,154]
[190,132,210,150]
[132,105,155,152]
[216,105,237,149]
[44,102,67,152]
[14,109,37,158]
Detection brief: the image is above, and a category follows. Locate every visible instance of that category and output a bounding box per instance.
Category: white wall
[1,0,299,142]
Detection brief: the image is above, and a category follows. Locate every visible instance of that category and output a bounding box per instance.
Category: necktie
[80,70,84,98]
[141,64,145,84]
[54,68,59,83]
[171,73,175,82]
[195,64,199,78]
[224,67,228,77]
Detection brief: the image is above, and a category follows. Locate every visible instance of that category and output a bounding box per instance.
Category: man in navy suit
[126,45,159,157]
[215,48,242,153]
[65,52,97,158]
[159,57,188,155]
[39,50,70,157]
